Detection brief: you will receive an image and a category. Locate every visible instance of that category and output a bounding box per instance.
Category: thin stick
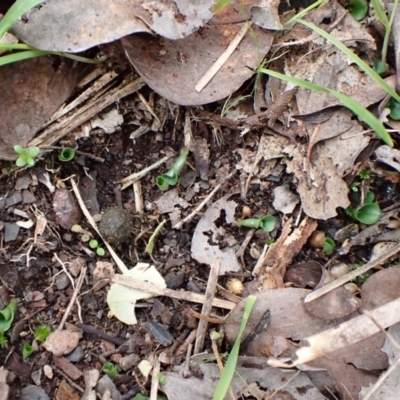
[149,356,161,400]
[195,23,249,92]
[58,266,87,331]
[265,371,301,400]
[173,170,237,229]
[211,332,236,400]
[194,258,221,354]
[112,274,235,310]
[70,178,129,274]
[304,242,400,303]
[120,155,171,190]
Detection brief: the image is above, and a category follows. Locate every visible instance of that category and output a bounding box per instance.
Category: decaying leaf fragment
[269,296,400,369]
[191,195,241,275]
[107,263,166,325]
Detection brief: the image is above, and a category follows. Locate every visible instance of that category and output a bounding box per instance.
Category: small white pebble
[43,365,53,380]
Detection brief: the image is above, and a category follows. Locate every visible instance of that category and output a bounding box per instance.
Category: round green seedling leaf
[27,146,39,158]
[58,147,76,162]
[102,362,119,377]
[259,215,276,232]
[346,0,368,21]
[388,98,400,120]
[16,157,27,167]
[323,237,335,255]
[89,239,98,249]
[373,60,387,76]
[13,145,24,154]
[355,203,381,225]
[96,247,105,256]
[364,191,375,204]
[0,299,17,333]
[22,343,34,360]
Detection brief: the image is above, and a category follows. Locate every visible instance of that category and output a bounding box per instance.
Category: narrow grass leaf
[284,0,325,27]
[213,295,256,400]
[0,0,45,40]
[213,0,234,13]
[296,19,400,104]
[259,68,393,146]
[370,0,389,26]
[0,50,49,66]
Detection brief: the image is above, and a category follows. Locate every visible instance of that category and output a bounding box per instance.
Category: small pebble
[43,365,53,379]
[31,369,42,386]
[15,176,32,190]
[65,346,84,363]
[20,385,50,400]
[4,223,20,242]
[5,192,22,207]
[21,190,36,204]
[56,273,70,290]
[142,321,173,346]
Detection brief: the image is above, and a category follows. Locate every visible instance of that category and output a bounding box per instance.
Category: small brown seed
[226,278,244,296]
[241,206,251,219]
[309,231,325,249]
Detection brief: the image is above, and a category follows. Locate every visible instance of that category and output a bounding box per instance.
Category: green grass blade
[284,0,326,27]
[213,0,234,13]
[0,0,45,40]
[258,68,393,146]
[370,0,389,26]
[0,50,49,66]
[0,43,33,50]
[297,19,400,104]
[213,295,257,400]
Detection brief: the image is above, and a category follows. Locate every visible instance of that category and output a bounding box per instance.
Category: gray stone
[15,175,32,190]
[21,190,36,204]
[5,192,22,207]
[65,346,84,363]
[4,223,20,242]
[119,353,140,371]
[96,375,121,400]
[19,385,50,400]
[56,273,70,290]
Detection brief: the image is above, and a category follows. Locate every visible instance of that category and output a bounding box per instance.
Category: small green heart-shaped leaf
[16,157,27,167]
[346,0,368,21]
[355,203,381,225]
[27,146,39,158]
[373,60,387,76]
[13,145,24,154]
[388,98,400,120]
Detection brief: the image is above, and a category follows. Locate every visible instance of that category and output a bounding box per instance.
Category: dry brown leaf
[12,0,215,51]
[0,58,79,161]
[122,14,274,105]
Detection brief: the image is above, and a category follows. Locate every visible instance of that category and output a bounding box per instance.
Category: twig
[195,23,250,92]
[265,371,301,400]
[173,169,237,229]
[58,266,86,331]
[112,274,235,310]
[76,323,124,346]
[194,258,221,354]
[149,356,161,400]
[211,332,235,400]
[54,253,83,322]
[120,155,171,190]
[362,310,400,400]
[133,181,144,213]
[70,177,129,274]
[304,242,400,303]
